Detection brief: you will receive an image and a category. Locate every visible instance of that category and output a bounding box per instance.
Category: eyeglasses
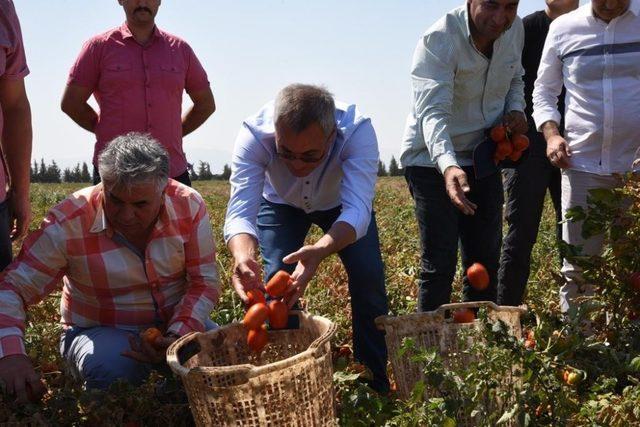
[275,128,336,164]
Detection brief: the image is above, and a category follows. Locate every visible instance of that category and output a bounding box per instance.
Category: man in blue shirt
[400,0,527,311]
[224,84,389,392]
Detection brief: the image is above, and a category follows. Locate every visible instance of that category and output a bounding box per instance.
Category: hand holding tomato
[232,256,264,304]
[502,111,528,135]
[281,245,325,309]
[122,329,178,364]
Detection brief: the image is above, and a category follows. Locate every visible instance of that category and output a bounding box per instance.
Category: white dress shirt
[533,0,640,175]
[223,101,379,243]
[400,5,525,172]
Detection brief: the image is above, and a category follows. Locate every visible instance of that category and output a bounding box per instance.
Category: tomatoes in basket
[268,299,289,330]
[245,289,267,307]
[466,262,489,291]
[265,270,292,297]
[247,325,268,353]
[452,309,475,324]
[242,303,269,330]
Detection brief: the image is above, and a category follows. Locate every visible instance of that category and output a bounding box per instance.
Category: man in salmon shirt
[61,0,215,186]
[0,0,33,269]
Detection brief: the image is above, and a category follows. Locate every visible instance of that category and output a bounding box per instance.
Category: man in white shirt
[400,0,527,311]
[224,84,389,392]
[533,0,640,313]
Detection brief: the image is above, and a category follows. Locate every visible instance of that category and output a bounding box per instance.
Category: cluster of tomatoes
[242,270,292,353]
[490,124,530,164]
[451,262,490,324]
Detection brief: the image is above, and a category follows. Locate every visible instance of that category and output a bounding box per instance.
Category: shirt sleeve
[67,39,101,89]
[0,214,68,358]
[0,2,28,81]
[504,20,526,113]
[336,119,379,240]
[223,124,270,243]
[167,194,220,335]
[184,43,210,94]
[532,23,563,131]
[412,31,458,174]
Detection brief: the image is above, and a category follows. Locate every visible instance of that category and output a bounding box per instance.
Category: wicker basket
[375,301,527,400]
[167,311,337,427]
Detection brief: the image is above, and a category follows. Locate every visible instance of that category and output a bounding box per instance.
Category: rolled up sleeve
[223,125,269,243]
[336,119,379,240]
[532,25,563,131]
[412,31,457,174]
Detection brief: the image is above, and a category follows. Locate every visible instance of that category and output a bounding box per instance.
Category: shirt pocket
[100,61,133,92]
[159,62,185,95]
[489,56,519,98]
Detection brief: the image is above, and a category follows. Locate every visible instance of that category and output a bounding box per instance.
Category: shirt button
[148,103,152,107]
[305,181,310,185]
[304,196,308,199]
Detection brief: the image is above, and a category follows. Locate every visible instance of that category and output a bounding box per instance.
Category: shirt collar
[119,22,161,41]
[629,0,640,17]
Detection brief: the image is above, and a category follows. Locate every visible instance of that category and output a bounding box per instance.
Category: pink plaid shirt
[0,0,29,202]
[68,24,210,177]
[0,180,220,358]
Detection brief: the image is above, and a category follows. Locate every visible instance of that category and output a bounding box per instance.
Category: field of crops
[2,177,640,426]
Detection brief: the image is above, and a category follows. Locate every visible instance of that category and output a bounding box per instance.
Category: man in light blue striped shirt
[224,84,389,392]
[401,0,527,311]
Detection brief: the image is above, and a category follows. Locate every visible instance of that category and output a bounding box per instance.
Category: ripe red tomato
[247,325,268,353]
[268,299,289,329]
[242,303,269,330]
[490,125,507,142]
[265,270,292,297]
[512,134,530,151]
[466,263,489,291]
[452,309,475,324]
[245,289,266,307]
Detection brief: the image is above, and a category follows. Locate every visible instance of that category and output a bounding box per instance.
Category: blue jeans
[60,319,217,390]
[404,166,503,311]
[257,199,389,391]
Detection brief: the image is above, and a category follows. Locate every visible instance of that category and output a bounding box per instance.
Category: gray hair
[273,84,336,136]
[98,132,169,192]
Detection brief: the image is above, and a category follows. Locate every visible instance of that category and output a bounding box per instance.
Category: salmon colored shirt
[68,24,210,177]
[0,180,220,358]
[0,0,29,202]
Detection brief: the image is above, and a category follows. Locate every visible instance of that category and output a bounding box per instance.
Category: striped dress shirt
[533,0,640,174]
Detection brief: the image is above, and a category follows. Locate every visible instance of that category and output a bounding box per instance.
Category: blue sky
[15,0,574,172]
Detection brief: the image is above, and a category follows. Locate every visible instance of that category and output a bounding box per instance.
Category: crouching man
[0,133,220,401]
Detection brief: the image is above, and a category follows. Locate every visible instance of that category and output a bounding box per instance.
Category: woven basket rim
[375,301,528,329]
[166,311,337,379]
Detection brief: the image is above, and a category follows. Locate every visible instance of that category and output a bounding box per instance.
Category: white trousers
[559,169,622,312]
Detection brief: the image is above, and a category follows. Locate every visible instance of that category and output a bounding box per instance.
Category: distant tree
[388,156,401,177]
[377,160,387,177]
[45,160,62,183]
[39,158,46,182]
[71,164,82,182]
[221,164,231,180]
[80,162,91,182]
[63,167,72,182]
[31,160,38,182]
[197,161,213,180]
[187,162,198,182]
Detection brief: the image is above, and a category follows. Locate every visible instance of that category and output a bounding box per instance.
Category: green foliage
[3,177,640,425]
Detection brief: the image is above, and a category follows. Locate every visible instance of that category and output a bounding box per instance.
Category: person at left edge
[61,0,215,187]
[224,84,389,393]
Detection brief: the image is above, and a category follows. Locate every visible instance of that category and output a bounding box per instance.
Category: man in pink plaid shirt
[0,133,220,401]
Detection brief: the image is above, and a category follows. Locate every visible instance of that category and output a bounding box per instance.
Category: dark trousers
[0,200,12,270]
[497,131,562,306]
[93,166,192,187]
[405,166,503,312]
[257,199,389,391]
